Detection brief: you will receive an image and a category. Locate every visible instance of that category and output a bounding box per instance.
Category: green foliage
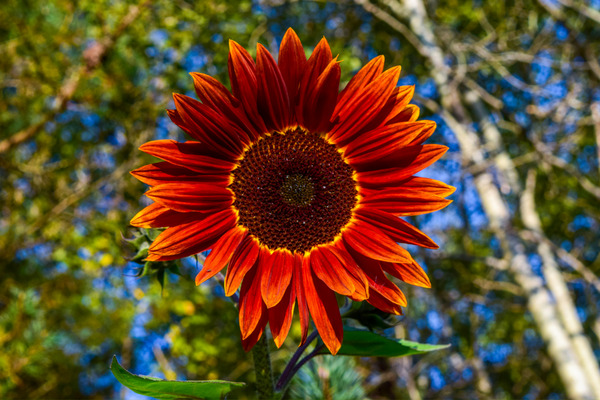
[110,356,244,400]
[289,355,365,400]
[318,328,450,357]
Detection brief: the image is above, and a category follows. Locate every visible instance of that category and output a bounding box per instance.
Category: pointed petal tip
[326,339,342,355]
[284,27,299,37]
[145,253,160,262]
[273,336,284,349]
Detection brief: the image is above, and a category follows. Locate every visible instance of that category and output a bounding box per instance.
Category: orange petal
[294,253,310,345]
[362,189,452,216]
[190,73,262,141]
[256,43,291,131]
[387,104,420,124]
[401,177,456,197]
[356,208,438,249]
[296,37,333,127]
[167,109,193,136]
[278,28,307,112]
[382,85,415,125]
[328,66,401,145]
[302,255,343,355]
[145,183,232,213]
[310,246,355,296]
[366,290,404,315]
[131,162,231,187]
[343,221,412,264]
[239,260,265,339]
[268,280,296,348]
[261,248,294,308]
[241,304,268,352]
[407,120,436,145]
[329,242,369,300]
[335,56,385,115]
[381,260,431,288]
[195,226,247,286]
[345,244,408,307]
[147,209,235,261]
[130,202,205,228]
[299,58,341,133]
[356,144,448,184]
[173,93,248,157]
[139,140,235,174]
[224,236,260,296]
[343,121,431,161]
[228,40,265,130]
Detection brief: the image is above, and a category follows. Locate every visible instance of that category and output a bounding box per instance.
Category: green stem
[252,334,274,399]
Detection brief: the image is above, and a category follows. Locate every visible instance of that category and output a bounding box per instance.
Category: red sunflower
[130,28,454,355]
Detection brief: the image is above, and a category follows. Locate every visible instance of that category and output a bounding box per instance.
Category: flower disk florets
[230,127,357,253]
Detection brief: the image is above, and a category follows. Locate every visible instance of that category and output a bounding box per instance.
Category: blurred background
[2,0,600,399]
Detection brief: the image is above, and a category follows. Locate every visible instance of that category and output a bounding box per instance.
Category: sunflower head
[131,28,454,355]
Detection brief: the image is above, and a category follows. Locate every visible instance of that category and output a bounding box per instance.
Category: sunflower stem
[274,330,319,394]
[252,334,274,399]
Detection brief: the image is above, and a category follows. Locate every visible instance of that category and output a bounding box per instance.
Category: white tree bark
[521,170,600,399]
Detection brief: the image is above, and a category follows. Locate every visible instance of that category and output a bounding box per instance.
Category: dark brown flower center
[230,127,357,253]
[280,174,314,207]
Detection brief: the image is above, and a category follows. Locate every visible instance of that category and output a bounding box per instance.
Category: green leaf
[110,356,244,400]
[317,329,450,357]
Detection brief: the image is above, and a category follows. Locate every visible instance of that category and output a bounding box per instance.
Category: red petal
[382,85,415,125]
[329,242,369,300]
[336,56,385,114]
[139,140,235,174]
[256,44,291,131]
[229,40,265,130]
[408,120,436,145]
[294,253,310,345]
[296,38,333,128]
[367,290,404,315]
[239,259,265,339]
[356,208,438,249]
[344,243,407,307]
[356,144,448,183]
[261,248,294,308]
[362,189,452,216]
[299,58,341,133]
[343,121,431,161]
[387,104,420,124]
[302,254,343,355]
[268,280,296,348]
[145,183,232,213]
[173,93,248,157]
[190,73,262,141]
[224,236,260,296]
[328,66,401,144]
[167,109,191,136]
[343,221,412,263]
[147,209,235,261]
[278,28,307,115]
[130,202,205,228]
[381,260,431,288]
[399,177,456,197]
[310,246,355,296]
[361,177,456,200]
[195,226,247,285]
[131,162,231,187]
[241,311,268,352]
